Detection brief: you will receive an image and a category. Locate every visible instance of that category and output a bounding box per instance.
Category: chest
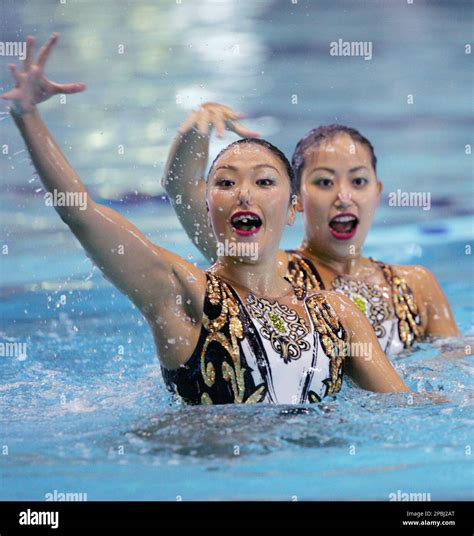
[236,292,342,404]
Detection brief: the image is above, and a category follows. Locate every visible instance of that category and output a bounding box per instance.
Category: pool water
[1,0,473,500]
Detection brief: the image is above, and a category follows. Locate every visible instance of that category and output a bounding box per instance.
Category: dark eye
[256,178,276,187]
[352,177,369,187]
[314,177,333,188]
[215,178,235,187]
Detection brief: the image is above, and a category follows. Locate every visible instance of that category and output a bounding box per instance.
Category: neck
[300,238,367,276]
[211,251,290,297]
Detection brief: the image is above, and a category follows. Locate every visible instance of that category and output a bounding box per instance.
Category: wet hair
[291,125,378,189]
[207,138,297,195]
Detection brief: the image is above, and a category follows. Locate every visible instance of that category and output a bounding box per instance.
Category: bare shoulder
[389,263,437,290]
[278,248,290,264]
[387,262,458,336]
[146,251,207,369]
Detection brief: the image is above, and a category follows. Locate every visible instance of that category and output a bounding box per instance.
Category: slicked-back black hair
[207,138,297,195]
[291,125,377,190]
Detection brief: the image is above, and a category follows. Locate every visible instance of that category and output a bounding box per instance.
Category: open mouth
[230,210,263,236]
[328,213,359,240]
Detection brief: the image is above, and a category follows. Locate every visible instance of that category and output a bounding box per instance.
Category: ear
[287,199,297,226]
[376,178,383,203]
[295,193,304,213]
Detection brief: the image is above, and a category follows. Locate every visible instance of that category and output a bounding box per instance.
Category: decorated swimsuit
[162,273,347,405]
[285,250,422,354]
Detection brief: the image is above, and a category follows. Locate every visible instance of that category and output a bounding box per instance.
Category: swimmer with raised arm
[3,34,409,405]
[162,102,459,357]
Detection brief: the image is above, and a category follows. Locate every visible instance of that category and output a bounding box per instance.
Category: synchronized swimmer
[2,33,457,405]
[163,102,459,358]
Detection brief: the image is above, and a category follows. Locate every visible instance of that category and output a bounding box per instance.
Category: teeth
[332,215,356,223]
[232,214,260,224]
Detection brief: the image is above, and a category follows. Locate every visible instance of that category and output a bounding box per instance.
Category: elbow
[161,172,174,194]
[379,378,410,393]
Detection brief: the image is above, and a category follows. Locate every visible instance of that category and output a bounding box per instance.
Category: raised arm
[2,34,206,363]
[325,292,410,393]
[162,102,260,262]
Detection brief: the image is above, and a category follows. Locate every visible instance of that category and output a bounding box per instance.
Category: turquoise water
[0,0,473,500]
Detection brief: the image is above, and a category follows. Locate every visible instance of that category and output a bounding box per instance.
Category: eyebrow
[309,166,370,175]
[214,164,281,174]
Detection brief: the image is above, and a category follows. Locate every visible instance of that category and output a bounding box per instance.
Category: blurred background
[0,0,472,289]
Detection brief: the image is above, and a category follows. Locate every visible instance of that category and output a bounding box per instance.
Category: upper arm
[12,108,207,340]
[69,200,206,320]
[323,292,409,393]
[401,265,459,338]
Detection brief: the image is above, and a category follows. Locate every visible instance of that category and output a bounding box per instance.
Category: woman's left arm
[324,292,410,393]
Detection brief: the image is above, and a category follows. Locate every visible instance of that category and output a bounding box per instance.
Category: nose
[334,188,353,208]
[238,186,253,206]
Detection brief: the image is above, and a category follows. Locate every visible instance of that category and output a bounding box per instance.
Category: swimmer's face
[207,143,295,263]
[298,133,382,258]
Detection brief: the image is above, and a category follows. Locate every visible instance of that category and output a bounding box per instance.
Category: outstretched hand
[178,102,260,139]
[1,33,86,113]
